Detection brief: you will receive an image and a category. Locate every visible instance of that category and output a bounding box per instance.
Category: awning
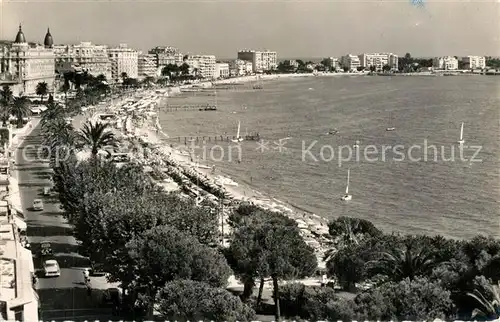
[13,214,26,231]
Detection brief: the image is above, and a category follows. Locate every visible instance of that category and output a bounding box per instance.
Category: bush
[354,277,454,320]
[157,279,255,321]
[279,283,306,317]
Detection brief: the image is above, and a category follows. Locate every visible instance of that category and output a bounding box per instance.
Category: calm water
[159,75,500,239]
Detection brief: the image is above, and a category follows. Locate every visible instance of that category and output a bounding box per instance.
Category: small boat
[458,122,465,145]
[327,129,338,135]
[231,121,244,143]
[386,112,396,131]
[340,168,352,201]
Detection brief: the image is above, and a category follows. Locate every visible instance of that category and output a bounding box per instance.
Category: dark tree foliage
[157,279,255,321]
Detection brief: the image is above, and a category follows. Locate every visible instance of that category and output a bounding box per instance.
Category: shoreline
[85,77,333,267]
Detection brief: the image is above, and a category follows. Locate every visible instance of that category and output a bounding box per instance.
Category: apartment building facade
[433,56,459,70]
[462,56,486,70]
[0,25,55,96]
[184,55,216,79]
[138,53,158,79]
[237,50,277,73]
[322,57,340,70]
[340,54,361,71]
[358,53,398,71]
[0,156,37,321]
[53,41,111,80]
[229,59,253,76]
[108,44,138,82]
[148,46,183,68]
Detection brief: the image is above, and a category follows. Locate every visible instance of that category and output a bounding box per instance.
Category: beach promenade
[11,117,119,320]
[87,79,334,268]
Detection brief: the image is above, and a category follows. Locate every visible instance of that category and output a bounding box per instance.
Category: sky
[1,0,499,58]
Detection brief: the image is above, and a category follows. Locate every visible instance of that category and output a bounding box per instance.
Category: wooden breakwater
[161,104,217,111]
[168,133,261,145]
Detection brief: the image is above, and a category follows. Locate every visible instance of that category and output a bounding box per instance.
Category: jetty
[169,133,261,145]
[162,104,217,112]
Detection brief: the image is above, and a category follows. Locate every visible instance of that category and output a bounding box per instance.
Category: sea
[158,75,500,240]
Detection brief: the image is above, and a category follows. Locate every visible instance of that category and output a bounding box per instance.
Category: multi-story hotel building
[322,57,340,70]
[138,53,158,79]
[215,63,230,79]
[0,25,56,96]
[433,56,459,70]
[229,59,253,76]
[461,56,486,70]
[0,158,38,321]
[148,46,183,68]
[184,54,216,79]
[53,42,111,80]
[358,53,398,71]
[237,50,277,73]
[108,44,138,82]
[340,54,361,71]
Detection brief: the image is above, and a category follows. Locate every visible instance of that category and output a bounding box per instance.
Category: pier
[162,104,217,112]
[168,133,261,144]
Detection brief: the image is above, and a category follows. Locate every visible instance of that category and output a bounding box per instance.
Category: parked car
[89,262,106,276]
[43,259,61,277]
[32,199,44,211]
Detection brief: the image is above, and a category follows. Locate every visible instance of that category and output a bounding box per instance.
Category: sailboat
[231,121,244,142]
[386,112,395,131]
[340,168,352,201]
[458,122,465,145]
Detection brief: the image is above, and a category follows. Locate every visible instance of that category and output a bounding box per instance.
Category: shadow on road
[26,224,73,237]
[38,288,113,319]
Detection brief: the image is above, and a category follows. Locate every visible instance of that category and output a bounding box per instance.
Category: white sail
[345,168,350,194]
[459,122,464,141]
[236,121,241,139]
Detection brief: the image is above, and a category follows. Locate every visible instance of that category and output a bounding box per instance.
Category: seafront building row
[0,24,491,95]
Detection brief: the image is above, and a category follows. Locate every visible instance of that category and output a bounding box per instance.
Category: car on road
[43,259,61,277]
[89,262,106,276]
[43,187,51,196]
[32,199,44,211]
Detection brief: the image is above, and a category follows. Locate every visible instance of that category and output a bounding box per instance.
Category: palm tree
[96,74,107,83]
[60,81,70,105]
[36,82,49,103]
[77,121,116,156]
[366,236,440,282]
[467,277,500,320]
[41,102,65,126]
[0,85,13,127]
[10,96,31,128]
[41,117,76,167]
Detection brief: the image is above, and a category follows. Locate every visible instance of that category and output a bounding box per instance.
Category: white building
[323,57,340,70]
[0,25,56,96]
[0,219,38,321]
[53,41,111,80]
[108,44,138,82]
[340,54,361,71]
[237,50,277,73]
[184,54,216,79]
[433,56,458,70]
[137,53,157,79]
[462,56,486,70]
[148,46,183,68]
[358,53,398,71]
[215,63,230,79]
[229,59,253,76]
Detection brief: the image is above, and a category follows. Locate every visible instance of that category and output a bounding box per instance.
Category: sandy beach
[80,76,334,267]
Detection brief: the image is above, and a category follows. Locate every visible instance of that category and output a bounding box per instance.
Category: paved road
[14,120,115,319]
